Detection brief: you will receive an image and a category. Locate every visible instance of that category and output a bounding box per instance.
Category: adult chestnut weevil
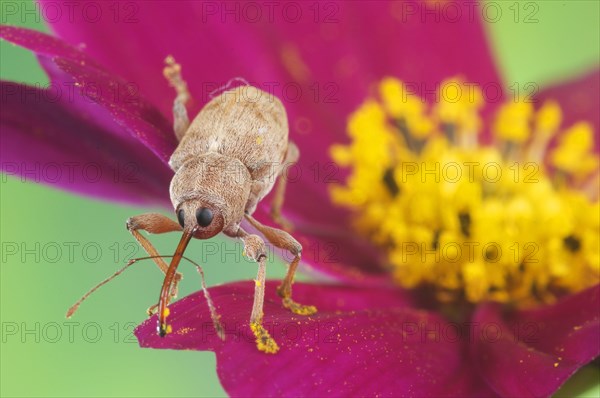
[68,56,316,354]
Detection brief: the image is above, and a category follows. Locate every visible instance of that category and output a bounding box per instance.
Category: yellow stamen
[433,77,483,148]
[493,99,533,143]
[379,77,433,140]
[535,100,562,135]
[551,122,599,178]
[527,100,563,163]
[330,77,600,307]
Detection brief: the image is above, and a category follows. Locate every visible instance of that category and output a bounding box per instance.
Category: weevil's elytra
[169,86,288,237]
[67,56,316,354]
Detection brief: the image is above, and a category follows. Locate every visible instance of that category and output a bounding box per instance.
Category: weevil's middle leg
[126,213,184,314]
[245,213,317,316]
[270,141,299,231]
[163,56,191,141]
[235,228,279,354]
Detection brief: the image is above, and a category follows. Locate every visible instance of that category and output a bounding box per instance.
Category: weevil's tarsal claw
[277,284,317,316]
[281,297,318,316]
[250,321,279,354]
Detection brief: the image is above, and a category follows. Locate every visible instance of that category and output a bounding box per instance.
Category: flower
[1,1,598,397]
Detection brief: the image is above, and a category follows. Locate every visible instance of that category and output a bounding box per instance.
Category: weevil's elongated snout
[157,226,197,337]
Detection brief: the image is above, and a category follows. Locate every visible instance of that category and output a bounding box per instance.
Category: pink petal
[249,207,390,286]
[1,25,390,282]
[470,284,600,397]
[41,0,503,239]
[0,25,178,164]
[1,81,171,205]
[535,68,600,152]
[136,281,495,397]
[39,1,284,118]
[41,1,501,130]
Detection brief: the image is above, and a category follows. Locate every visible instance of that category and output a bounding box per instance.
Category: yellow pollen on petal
[329,78,600,307]
[162,307,170,318]
[250,322,279,354]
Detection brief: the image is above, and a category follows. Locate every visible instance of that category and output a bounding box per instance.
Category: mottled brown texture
[169,86,289,236]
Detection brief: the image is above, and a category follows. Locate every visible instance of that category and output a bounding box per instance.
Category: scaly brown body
[169,86,290,236]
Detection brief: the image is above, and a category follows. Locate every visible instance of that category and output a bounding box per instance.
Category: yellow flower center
[330,77,599,307]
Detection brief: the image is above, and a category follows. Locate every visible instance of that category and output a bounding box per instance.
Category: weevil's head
[170,153,252,239]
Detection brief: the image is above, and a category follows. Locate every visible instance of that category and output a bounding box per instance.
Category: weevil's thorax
[170,153,252,235]
[169,86,289,178]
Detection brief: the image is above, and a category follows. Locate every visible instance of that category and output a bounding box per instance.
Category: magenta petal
[535,68,600,152]
[39,1,284,118]
[1,81,171,205]
[136,281,495,397]
[41,1,502,240]
[250,207,389,285]
[470,284,600,397]
[41,1,501,131]
[0,25,178,164]
[0,23,100,66]
[1,24,387,282]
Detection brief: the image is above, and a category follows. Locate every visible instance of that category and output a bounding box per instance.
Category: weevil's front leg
[234,228,279,354]
[126,213,183,314]
[163,56,191,141]
[245,213,317,316]
[271,141,299,231]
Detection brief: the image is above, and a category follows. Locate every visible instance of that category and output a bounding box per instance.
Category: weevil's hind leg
[271,141,299,231]
[126,213,184,314]
[163,56,191,141]
[245,213,317,316]
[233,228,279,354]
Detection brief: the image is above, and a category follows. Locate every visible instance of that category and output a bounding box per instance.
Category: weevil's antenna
[66,257,143,318]
[66,253,224,340]
[190,256,225,340]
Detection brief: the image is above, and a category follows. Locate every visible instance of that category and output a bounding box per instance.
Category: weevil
[67,56,317,354]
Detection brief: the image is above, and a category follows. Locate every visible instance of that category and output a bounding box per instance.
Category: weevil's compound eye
[177,209,185,228]
[196,208,213,227]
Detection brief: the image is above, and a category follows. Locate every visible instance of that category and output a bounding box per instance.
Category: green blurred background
[1,1,598,397]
